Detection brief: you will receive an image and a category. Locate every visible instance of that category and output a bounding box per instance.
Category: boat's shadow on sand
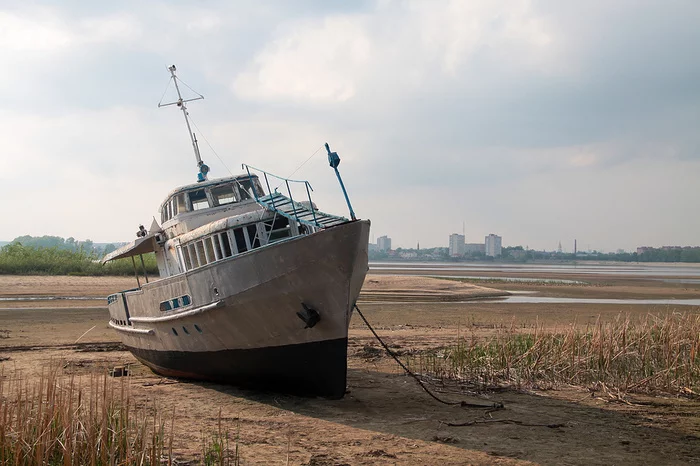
[200,368,700,465]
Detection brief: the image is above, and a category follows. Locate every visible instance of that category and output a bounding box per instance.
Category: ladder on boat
[242,163,350,229]
[256,191,348,229]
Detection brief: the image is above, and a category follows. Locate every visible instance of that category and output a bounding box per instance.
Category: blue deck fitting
[325,143,356,221]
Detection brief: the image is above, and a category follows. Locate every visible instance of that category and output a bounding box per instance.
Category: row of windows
[162,179,264,223]
[177,216,302,272]
[107,294,119,304]
[159,295,192,312]
[110,317,129,326]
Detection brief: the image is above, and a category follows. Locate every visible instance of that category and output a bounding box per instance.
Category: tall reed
[0,365,167,465]
[406,312,700,395]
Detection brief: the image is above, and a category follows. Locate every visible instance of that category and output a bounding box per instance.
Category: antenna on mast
[158,65,209,182]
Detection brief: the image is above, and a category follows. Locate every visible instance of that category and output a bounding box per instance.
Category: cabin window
[269,216,292,242]
[212,234,223,260]
[203,237,215,263]
[175,193,188,213]
[219,232,233,257]
[180,246,192,270]
[233,228,247,253]
[187,244,199,268]
[236,180,256,200]
[211,185,237,206]
[160,295,191,311]
[247,225,261,248]
[195,241,206,265]
[189,189,209,211]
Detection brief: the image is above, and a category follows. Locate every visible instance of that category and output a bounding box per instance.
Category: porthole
[194,324,202,333]
[172,328,178,336]
[182,326,190,335]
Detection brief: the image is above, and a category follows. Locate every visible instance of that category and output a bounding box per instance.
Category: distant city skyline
[367,232,645,254]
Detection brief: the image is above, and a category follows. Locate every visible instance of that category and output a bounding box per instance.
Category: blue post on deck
[325,143,356,221]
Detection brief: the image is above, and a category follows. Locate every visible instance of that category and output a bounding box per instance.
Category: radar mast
[158,65,209,182]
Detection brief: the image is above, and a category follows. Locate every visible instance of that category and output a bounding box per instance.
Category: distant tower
[417,241,420,251]
[557,241,563,254]
[574,239,577,255]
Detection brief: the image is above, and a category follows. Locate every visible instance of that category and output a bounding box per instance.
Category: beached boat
[102,66,369,398]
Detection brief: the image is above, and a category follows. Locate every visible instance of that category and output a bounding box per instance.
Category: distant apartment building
[465,243,485,254]
[377,235,392,252]
[449,234,465,257]
[485,234,502,257]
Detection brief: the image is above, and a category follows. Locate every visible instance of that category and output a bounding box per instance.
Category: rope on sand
[353,304,504,411]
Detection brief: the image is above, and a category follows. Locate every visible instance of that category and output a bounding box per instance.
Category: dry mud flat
[1,274,700,464]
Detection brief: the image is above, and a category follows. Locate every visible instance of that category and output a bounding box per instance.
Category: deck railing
[241,164,319,226]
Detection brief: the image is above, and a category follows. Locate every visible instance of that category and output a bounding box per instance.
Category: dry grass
[0,365,241,465]
[407,311,700,395]
[0,366,168,465]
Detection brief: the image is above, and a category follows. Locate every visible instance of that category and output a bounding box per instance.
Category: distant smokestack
[574,239,577,255]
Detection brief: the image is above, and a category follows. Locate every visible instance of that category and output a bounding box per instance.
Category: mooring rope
[353,304,504,410]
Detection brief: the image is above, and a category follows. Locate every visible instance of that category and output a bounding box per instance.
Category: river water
[370,261,700,278]
[369,261,700,306]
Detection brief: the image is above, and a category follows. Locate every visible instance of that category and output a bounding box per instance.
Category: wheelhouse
[160,175,265,223]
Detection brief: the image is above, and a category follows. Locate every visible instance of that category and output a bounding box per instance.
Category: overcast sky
[1,1,698,252]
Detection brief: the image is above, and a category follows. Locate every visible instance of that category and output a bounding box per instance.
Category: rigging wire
[188,115,233,177]
[353,304,504,410]
[285,145,325,180]
[157,76,174,107]
[177,76,204,100]
[272,144,325,192]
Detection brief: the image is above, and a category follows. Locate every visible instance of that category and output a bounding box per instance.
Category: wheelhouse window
[189,189,209,211]
[235,179,263,200]
[162,177,264,222]
[162,193,191,222]
[175,193,188,213]
[211,184,237,206]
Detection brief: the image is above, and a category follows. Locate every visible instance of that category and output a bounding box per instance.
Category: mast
[158,65,209,182]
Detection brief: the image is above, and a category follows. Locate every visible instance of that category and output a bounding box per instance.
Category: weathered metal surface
[101,234,159,264]
[107,219,370,396]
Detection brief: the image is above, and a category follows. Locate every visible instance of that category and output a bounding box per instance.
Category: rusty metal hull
[108,220,370,397]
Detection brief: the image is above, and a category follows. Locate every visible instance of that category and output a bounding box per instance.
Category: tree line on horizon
[8,235,120,256]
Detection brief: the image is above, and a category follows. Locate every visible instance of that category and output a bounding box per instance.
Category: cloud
[0,0,698,251]
[233,16,372,102]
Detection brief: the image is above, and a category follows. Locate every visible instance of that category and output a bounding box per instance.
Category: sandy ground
[1,273,699,464]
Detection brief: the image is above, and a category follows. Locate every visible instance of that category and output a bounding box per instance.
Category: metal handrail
[242,163,317,226]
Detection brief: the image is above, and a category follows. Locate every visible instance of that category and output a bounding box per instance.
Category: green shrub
[0,243,158,276]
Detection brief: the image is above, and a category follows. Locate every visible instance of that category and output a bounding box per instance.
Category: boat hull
[127,337,348,398]
[109,220,369,398]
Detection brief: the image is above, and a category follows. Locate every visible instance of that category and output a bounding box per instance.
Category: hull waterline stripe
[128,299,225,323]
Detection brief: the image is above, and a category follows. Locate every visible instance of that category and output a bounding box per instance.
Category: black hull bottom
[127,337,348,399]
